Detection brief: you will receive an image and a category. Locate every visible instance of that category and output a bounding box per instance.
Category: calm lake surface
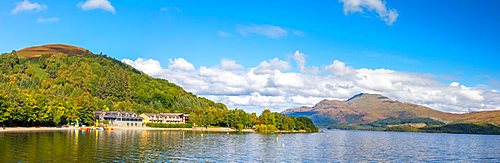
[0,129,499,162]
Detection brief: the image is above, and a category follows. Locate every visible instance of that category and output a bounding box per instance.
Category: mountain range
[282,93,500,127]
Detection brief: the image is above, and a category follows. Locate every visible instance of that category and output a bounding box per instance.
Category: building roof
[140,113,189,118]
[94,111,139,118]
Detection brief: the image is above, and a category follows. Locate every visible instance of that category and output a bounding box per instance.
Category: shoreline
[0,127,78,132]
[112,126,255,133]
[0,126,255,133]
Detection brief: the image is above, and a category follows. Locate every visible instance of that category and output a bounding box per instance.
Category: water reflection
[0,130,499,162]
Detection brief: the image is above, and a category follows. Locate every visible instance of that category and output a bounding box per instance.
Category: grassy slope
[16,44,89,58]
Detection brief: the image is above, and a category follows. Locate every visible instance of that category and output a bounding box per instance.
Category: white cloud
[236,24,288,39]
[12,0,47,14]
[78,0,115,13]
[220,59,243,71]
[168,58,195,72]
[37,17,59,23]
[292,50,318,73]
[253,58,291,74]
[293,51,306,72]
[339,0,399,25]
[289,96,328,105]
[122,58,164,77]
[449,82,460,87]
[325,60,354,76]
[122,52,500,114]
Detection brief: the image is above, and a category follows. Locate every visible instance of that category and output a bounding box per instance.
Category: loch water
[0,129,499,162]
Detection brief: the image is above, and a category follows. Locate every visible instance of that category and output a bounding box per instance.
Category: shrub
[254,124,278,133]
[236,123,244,131]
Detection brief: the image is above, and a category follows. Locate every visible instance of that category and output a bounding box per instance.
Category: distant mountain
[0,44,227,126]
[282,93,500,127]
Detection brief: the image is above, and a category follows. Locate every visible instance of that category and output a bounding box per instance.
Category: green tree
[0,94,12,126]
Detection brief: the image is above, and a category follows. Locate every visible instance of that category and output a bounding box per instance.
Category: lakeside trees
[384,123,500,135]
[367,117,446,128]
[189,108,318,132]
[422,123,500,135]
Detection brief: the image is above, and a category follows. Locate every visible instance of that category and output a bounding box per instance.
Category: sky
[1,0,499,113]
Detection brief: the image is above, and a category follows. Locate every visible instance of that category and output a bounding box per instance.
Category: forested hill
[0,44,227,126]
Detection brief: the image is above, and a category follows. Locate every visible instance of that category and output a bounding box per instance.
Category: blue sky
[1,0,499,113]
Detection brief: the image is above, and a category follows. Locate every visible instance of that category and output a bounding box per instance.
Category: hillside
[0,44,318,132]
[0,44,227,126]
[283,93,500,127]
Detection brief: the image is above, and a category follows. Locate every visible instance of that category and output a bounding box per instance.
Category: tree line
[189,109,318,132]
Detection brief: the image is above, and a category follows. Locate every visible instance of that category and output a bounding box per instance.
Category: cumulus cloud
[325,60,354,76]
[339,0,399,25]
[293,51,306,72]
[220,59,243,71]
[78,0,115,13]
[168,58,195,72]
[449,82,460,87]
[292,51,319,73]
[37,17,59,23]
[122,58,164,77]
[236,24,288,39]
[12,0,47,14]
[253,58,291,74]
[122,53,500,114]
